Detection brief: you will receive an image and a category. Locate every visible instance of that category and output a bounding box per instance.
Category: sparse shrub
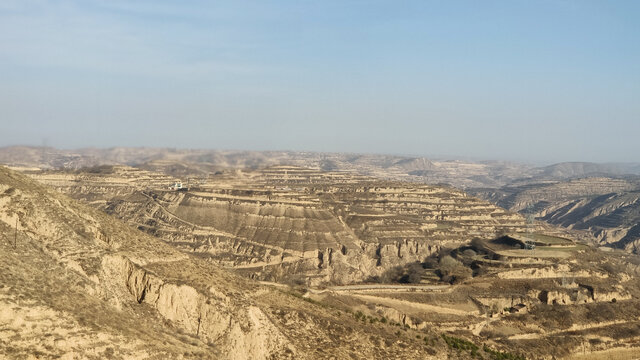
[600,261,624,276]
[473,265,489,277]
[462,249,477,258]
[400,262,425,283]
[423,254,439,269]
[376,262,425,284]
[282,274,308,287]
[439,255,463,274]
[588,338,602,346]
[441,334,478,352]
[483,344,526,360]
[379,266,405,283]
[438,256,473,284]
[103,347,115,358]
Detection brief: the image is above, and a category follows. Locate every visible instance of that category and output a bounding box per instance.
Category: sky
[0,0,639,164]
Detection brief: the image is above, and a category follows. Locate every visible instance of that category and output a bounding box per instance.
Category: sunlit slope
[32,165,531,285]
[0,166,451,359]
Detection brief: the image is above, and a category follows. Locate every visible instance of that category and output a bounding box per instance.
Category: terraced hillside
[472,177,640,254]
[315,234,640,359]
[7,165,640,359]
[0,165,456,359]
[30,165,532,285]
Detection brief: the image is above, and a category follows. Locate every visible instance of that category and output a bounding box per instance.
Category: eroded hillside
[4,166,640,359]
[30,165,532,285]
[0,166,458,359]
[472,177,640,254]
[312,234,640,359]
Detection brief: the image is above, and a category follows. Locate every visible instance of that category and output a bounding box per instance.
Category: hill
[28,165,531,285]
[3,165,640,358]
[471,177,640,254]
[0,166,450,359]
[539,162,640,179]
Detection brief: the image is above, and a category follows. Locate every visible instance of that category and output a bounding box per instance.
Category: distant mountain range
[3,145,640,254]
[539,162,640,179]
[2,145,639,188]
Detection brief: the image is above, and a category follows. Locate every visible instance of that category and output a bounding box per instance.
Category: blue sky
[0,0,639,163]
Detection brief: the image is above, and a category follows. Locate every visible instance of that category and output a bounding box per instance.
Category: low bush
[483,344,526,360]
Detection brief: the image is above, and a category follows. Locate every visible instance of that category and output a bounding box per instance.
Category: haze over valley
[1,1,639,359]
[2,146,640,358]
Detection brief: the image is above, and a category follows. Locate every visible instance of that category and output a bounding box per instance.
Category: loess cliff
[30,165,531,285]
[0,166,453,359]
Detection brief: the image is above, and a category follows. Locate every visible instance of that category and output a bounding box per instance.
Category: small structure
[524,240,536,250]
[168,182,183,190]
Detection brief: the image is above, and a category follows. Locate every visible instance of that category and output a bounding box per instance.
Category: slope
[0,166,451,359]
[29,165,531,285]
[471,177,640,254]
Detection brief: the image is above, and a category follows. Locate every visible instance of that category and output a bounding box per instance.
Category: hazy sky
[1,1,639,163]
